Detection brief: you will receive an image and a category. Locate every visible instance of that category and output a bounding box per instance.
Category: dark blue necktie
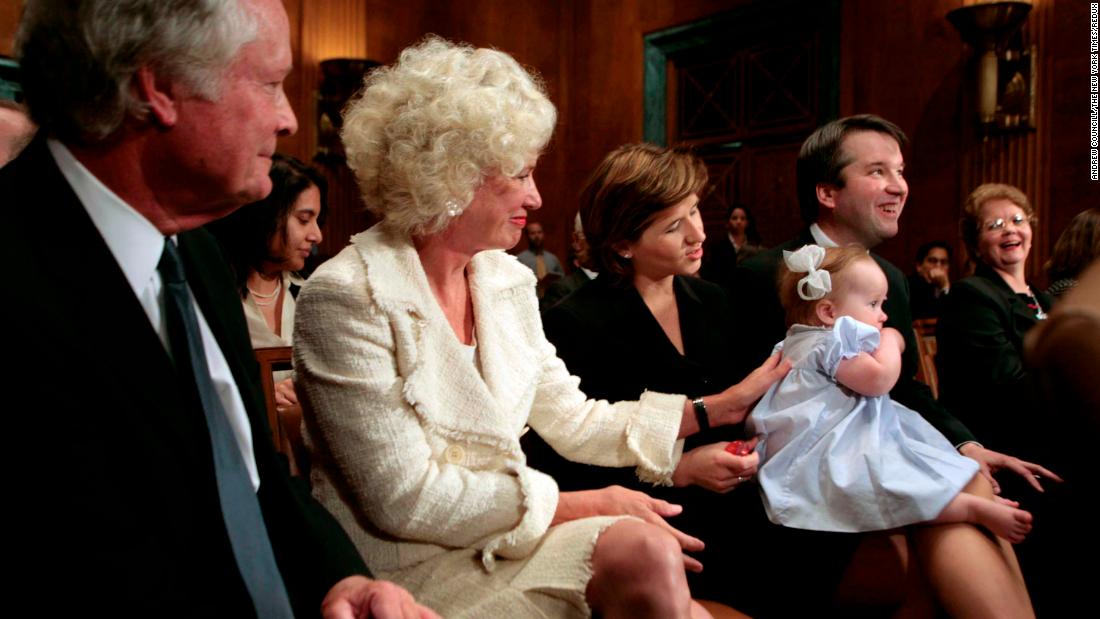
[158,238,295,619]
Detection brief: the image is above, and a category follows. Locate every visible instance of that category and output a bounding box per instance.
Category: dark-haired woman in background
[208,153,325,411]
[699,204,762,288]
[1045,207,1100,298]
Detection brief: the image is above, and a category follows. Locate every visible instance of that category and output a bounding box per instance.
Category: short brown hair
[779,245,874,327]
[580,143,708,282]
[960,183,1035,257]
[796,115,908,226]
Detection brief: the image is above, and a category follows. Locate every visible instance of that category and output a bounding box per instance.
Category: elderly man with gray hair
[3,1,436,617]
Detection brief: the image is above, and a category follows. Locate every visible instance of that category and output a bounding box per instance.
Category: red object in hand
[725,440,752,456]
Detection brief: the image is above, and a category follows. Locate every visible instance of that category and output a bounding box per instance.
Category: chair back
[911,318,939,399]
[254,346,308,477]
[696,599,752,618]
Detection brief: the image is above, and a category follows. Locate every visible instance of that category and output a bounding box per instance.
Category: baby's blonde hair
[778,245,876,327]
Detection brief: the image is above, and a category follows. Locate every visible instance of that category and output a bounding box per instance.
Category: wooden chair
[911,318,939,399]
[254,346,308,477]
[697,599,752,618]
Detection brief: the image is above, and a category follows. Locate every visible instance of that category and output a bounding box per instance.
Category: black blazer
[936,263,1053,458]
[733,229,976,445]
[530,275,744,494]
[3,138,366,617]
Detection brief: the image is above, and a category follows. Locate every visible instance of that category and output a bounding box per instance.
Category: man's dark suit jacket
[4,138,366,617]
[539,267,592,310]
[907,273,947,320]
[733,228,976,445]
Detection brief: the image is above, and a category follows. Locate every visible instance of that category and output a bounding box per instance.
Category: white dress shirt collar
[47,139,164,297]
[809,223,839,248]
[47,139,260,490]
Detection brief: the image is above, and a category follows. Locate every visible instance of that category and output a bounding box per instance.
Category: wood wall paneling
[3,1,1089,285]
[644,1,838,249]
[0,1,19,58]
[1045,0,1093,287]
[839,0,968,272]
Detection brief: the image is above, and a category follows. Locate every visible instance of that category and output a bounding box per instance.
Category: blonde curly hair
[341,36,557,235]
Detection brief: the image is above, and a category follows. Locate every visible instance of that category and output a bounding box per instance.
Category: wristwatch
[692,397,709,431]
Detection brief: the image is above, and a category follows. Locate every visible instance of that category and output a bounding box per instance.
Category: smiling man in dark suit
[3,1,436,617]
[735,114,1054,492]
[733,113,1061,612]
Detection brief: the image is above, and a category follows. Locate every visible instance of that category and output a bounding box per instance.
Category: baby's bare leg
[934,492,1032,543]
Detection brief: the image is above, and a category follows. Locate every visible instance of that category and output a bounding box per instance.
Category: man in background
[543,212,597,309]
[517,220,564,282]
[909,240,952,319]
[4,1,435,617]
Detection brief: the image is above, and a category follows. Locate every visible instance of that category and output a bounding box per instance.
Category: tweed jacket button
[443,444,465,464]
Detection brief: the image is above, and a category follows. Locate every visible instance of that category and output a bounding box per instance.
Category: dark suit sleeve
[882,261,977,445]
[527,299,648,491]
[730,250,789,377]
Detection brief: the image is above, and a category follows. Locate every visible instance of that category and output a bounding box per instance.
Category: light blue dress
[747,316,979,532]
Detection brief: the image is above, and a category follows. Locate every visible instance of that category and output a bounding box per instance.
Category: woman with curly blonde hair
[293,37,787,618]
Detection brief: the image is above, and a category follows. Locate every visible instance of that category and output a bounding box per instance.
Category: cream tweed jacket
[294,223,686,576]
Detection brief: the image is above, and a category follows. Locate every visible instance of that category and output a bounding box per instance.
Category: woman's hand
[274,378,299,411]
[553,486,705,571]
[671,439,760,493]
[322,576,441,619]
[958,443,1064,494]
[707,353,791,428]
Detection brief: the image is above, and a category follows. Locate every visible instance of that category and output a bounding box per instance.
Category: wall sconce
[947,0,1036,133]
[316,58,379,165]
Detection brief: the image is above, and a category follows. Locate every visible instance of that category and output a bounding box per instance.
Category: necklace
[248,278,282,306]
[1025,287,1048,320]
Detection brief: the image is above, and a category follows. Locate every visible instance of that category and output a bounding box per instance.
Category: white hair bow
[783,245,832,301]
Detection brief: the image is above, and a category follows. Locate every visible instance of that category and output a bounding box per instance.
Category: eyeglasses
[982,213,1028,232]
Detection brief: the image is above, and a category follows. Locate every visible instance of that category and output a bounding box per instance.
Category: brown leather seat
[696,599,753,618]
[912,318,939,399]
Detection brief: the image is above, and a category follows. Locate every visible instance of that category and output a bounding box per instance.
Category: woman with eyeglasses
[936,183,1053,467]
